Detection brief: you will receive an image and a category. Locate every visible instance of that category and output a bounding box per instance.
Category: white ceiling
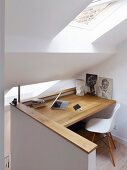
[93,19,127,46]
[5,0,127,90]
[5,0,92,40]
[5,52,112,89]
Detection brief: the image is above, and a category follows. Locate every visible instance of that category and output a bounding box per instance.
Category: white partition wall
[11,106,96,170]
[0,0,4,169]
[85,40,127,145]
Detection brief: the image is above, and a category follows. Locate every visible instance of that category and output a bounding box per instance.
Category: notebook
[50,91,68,110]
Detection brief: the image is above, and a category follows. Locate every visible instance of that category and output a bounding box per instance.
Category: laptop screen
[52,101,62,108]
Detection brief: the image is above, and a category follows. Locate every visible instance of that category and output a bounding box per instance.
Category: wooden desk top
[14,90,116,154]
[35,94,116,127]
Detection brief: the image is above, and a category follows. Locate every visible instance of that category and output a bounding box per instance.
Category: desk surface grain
[35,94,116,127]
[14,93,115,154]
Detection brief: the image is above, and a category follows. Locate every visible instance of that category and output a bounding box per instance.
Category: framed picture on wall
[86,73,98,95]
[97,77,113,99]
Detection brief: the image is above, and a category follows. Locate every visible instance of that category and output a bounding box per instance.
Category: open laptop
[50,91,68,110]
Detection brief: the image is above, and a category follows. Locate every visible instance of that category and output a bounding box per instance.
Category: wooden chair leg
[92,133,96,142]
[109,132,116,149]
[106,133,115,166]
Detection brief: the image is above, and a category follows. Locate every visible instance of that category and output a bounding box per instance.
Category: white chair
[85,103,120,166]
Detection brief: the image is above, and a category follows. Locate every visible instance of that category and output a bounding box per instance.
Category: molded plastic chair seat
[85,103,120,166]
[85,118,113,134]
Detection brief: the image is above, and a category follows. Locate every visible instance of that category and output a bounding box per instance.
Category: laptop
[50,91,68,110]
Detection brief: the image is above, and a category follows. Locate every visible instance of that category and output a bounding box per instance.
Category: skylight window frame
[69,0,121,30]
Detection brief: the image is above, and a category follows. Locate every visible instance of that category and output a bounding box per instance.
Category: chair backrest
[108,103,120,132]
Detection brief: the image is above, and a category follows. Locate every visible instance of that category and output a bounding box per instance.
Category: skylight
[70,0,118,29]
[74,2,113,25]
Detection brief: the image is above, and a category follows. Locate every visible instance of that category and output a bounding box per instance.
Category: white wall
[85,40,127,144]
[0,0,4,169]
[11,106,96,170]
[4,79,75,158]
[4,110,10,157]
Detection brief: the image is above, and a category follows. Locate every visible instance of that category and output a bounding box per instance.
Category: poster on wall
[97,77,113,99]
[86,73,98,95]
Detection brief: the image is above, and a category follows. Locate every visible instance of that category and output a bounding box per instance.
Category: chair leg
[92,133,96,142]
[109,132,116,149]
[106,133,115,166]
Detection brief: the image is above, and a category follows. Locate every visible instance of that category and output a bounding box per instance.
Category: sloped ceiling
[5,52,113,89]
[93,19,127,46]
[5,0,95,90]
[5,0,126,90]
[5,0,92,40]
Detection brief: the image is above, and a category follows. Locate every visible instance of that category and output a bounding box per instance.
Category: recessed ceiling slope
[5,52,112,89]
[68,0,127,46]
[93,19,127,46]
[5,0,92,40]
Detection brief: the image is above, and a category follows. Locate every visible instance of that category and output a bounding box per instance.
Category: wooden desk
[16,91,115,153]
[35,94,116,127]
